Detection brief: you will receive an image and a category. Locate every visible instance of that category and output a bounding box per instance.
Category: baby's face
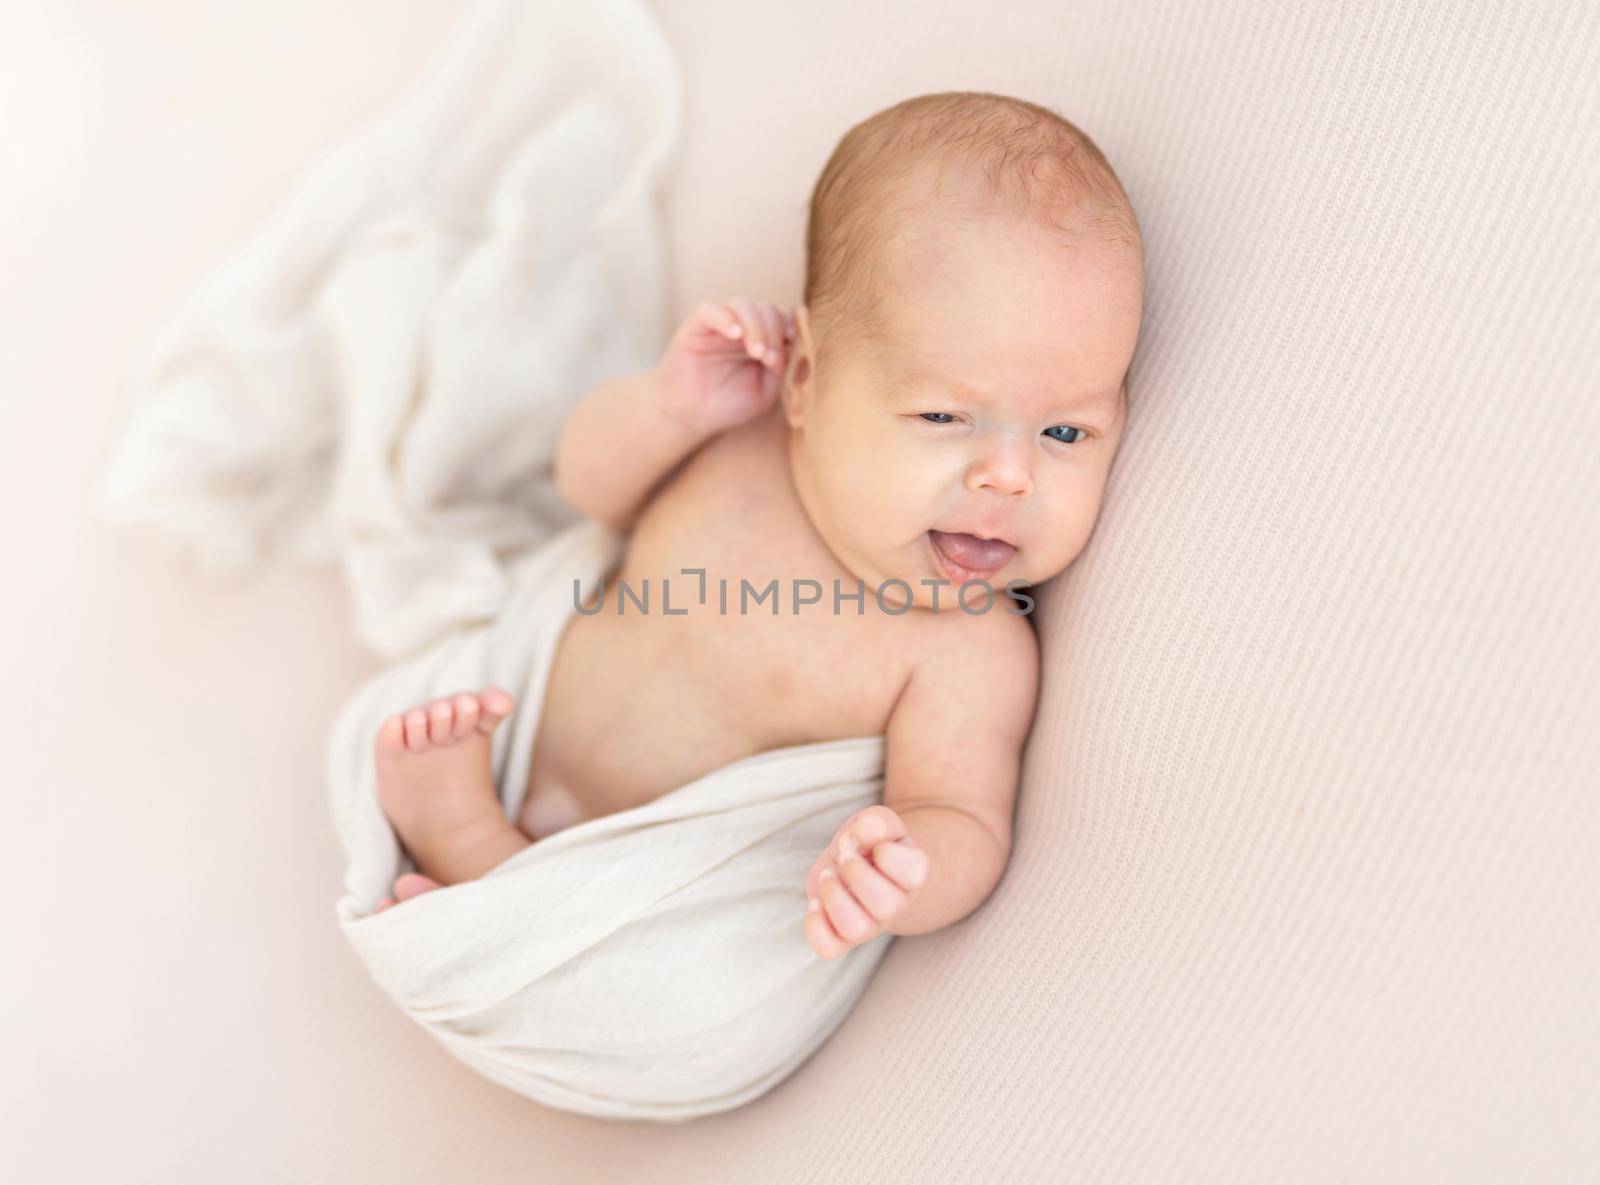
[785,211,1142,610]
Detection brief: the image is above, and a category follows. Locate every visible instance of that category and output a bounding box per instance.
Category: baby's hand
[653,299,796,437]
[805,805,930,960]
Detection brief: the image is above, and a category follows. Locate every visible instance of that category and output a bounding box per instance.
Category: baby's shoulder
[671,408,791,511]
[881,596,1041,790]
[920,588,1037,652]
[901,591,1040,700]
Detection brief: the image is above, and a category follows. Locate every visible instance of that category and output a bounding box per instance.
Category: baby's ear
[781,357,810,429]
[781,304,816,428]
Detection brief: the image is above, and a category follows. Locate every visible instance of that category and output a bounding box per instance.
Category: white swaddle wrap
[327,516,895,1121]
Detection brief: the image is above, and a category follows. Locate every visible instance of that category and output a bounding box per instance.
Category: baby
[370,91,1144,960]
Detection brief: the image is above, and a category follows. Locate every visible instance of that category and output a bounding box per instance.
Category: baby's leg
[372,686,532,890]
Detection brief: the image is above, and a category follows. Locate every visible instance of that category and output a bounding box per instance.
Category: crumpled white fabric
[96,0,682,660]
[327,515,895,1122]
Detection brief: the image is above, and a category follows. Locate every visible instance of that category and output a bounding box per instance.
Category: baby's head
[782,91,1144,610]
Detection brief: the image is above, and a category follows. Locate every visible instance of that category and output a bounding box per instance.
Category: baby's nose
[966,440,1033,497]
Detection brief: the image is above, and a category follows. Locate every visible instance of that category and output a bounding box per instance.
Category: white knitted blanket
[97,0,680,660]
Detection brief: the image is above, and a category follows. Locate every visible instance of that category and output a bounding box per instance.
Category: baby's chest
[574,565,905,753]
[667,590,903,727]
[627,432,912,737]
[529,434,915,820]
[526,591,904,834]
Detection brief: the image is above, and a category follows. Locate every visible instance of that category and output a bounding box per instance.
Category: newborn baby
[371,91,1144,960]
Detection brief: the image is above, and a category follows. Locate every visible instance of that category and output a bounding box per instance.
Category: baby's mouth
[927,529,1017,581]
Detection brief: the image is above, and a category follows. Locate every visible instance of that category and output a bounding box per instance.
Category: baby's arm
[876,610,1040,936]
[554,367,706,532]
[556,299,795,532]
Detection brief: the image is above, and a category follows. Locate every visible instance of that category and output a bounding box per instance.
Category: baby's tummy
[515,618,766,839]
[516,706,759,841]
[516,589,903,840]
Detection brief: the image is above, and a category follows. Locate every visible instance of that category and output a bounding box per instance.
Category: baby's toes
[475,685,516,733]
[426,698,456,745]
[373,716,408,763]
[450,692,480,739]
[403,707,433,752]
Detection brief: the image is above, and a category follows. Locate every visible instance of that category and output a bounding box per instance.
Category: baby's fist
[805,805,930,960]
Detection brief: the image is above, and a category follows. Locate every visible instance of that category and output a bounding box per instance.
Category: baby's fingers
[690,300,744,342]
[835,845,909,925]
[869,838,930,894]
[752,302,788,364]
[725,297,782,370]
[805,893,851,959]
[816,866,880,945]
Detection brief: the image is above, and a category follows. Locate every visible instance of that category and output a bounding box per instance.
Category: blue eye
[919,414,1086,442]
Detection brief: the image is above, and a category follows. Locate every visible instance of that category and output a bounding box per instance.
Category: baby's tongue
[930,530,1015,571]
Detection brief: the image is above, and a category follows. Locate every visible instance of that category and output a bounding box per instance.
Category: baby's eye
[1043,425,1088,444]
[919,412,957,424]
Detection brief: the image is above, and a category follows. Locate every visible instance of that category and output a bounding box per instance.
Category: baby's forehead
[872,349,1122,417]
[878,194,1136,290]
[863,278,1134,415]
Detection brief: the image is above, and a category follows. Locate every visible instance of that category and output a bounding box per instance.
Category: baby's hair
[802,91,1142,381]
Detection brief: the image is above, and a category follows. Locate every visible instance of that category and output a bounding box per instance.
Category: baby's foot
[372,686,532,887]
[374,872,442,914]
